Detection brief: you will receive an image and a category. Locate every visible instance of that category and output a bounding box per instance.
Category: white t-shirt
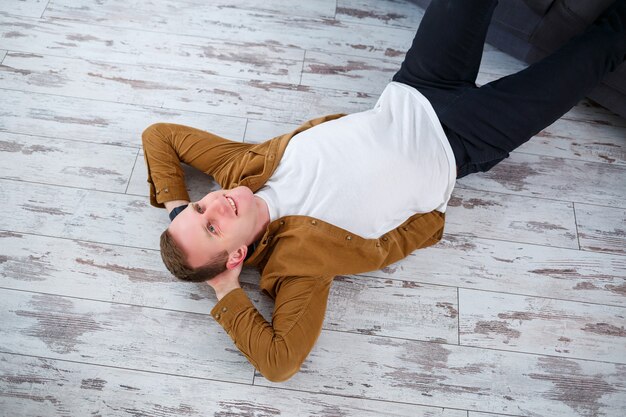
[255,81,456,239]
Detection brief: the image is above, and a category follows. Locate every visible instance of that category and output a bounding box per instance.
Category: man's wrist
[212,282,241,301]
[164,199,190,213]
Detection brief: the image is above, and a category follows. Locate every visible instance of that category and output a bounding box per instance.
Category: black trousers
[393,0,626,178]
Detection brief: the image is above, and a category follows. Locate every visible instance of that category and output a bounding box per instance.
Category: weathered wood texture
[0,89,247,147]
[0,131,137,192]
[0,0,47,17]
[366,235,626,308]
[256,330,626,417]
[1,0,625,416]
[456,152,626,208]
[459,289,626,363]
[0,353,467,417]
[575,204,626,255]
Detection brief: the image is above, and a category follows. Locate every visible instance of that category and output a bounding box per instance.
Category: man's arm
[208,271,333,382]
[141,123,252,209]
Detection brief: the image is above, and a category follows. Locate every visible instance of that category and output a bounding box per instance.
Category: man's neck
[250,195,271,244]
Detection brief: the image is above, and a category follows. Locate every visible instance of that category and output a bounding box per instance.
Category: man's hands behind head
[206,261,243,300]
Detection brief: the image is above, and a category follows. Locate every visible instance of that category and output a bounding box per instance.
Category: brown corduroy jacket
[142,113,446,382]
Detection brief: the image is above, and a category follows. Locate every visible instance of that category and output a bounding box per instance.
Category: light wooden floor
[1,1,625,416]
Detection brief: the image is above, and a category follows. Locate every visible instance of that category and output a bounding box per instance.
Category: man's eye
[208,224,216,234]
[195,204,204,213]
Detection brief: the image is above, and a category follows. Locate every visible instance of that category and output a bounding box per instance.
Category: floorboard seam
[124,148,140,194]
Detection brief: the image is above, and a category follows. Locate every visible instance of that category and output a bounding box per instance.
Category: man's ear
[225,245,247,270]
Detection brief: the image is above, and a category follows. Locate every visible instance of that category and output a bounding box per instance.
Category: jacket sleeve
[210,275,333,382]
[141,123,252,208]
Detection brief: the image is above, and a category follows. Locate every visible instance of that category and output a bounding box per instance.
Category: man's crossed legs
[393,0,626,177]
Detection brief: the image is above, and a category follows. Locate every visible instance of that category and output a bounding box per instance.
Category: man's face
[167,186,259,269]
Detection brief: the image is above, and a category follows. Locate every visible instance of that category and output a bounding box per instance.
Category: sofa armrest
[530,0,614,58]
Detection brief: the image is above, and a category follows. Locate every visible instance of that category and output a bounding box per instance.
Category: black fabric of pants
[393,0,626,178]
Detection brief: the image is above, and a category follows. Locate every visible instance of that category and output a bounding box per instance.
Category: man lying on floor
[142,0,625,382]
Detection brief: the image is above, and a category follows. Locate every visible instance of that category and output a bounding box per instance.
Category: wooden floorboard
[0,352,467,417]
[1,0,624,416]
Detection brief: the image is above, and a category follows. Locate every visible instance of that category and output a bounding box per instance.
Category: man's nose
[207,199,227,216]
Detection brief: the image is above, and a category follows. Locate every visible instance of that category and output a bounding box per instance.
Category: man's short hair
[160,229,229,282]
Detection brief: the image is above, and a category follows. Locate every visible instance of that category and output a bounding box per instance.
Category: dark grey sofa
[406,0,626,119]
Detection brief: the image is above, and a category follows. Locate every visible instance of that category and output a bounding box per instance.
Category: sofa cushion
[531,0,615,54]
[523,0,554,16]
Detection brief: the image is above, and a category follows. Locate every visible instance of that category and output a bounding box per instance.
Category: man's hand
[206,262,243,300]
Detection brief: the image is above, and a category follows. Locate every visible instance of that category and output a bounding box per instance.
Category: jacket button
[311,220,317,225]
[215,313,221,320]
[382,236,388,241]
[376,243,381,247]
[163,188,169,193]
[402,227,408,231]
[280,220,285,225]
[269,154,275,160]
[221,307,227,312]
[346,235,352,240]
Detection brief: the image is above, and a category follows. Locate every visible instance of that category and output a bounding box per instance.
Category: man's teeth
[226,196,237,214]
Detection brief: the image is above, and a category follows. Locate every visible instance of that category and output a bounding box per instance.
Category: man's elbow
[141,123,170,149]
[258,357,303,383]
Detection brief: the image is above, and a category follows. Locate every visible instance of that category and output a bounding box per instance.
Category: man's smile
[225,195,238,215]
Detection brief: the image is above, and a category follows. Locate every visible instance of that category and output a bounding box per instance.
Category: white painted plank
[301,49,398,93]
[0,51,375,123]
[575,203,626,255]
[0,232,458,344]
[325,275,458,343]
[46,0,339,20]
[0,15,304,83]
[244,118,300,143]
[562,98,626,127]
[456,152,626,208]
[446,188,578,249]
[42,0,415,61]
[517,117,626,166]
[0,0,47,17]
[0,179,166,250]
[469,413,523,417]
[0,49,6,63]
[0,131,136,192]
[256,330,626,417]
[459,289,626,363]
[0,289,255,383]
[0,89,247,146]
[365,235,626,308]
[0,353,466,417]
[337,0,425,29]
[478,48,527,77]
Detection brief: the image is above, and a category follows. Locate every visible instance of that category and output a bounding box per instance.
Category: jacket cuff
[148,180,190,208]
[210,288,254,332]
